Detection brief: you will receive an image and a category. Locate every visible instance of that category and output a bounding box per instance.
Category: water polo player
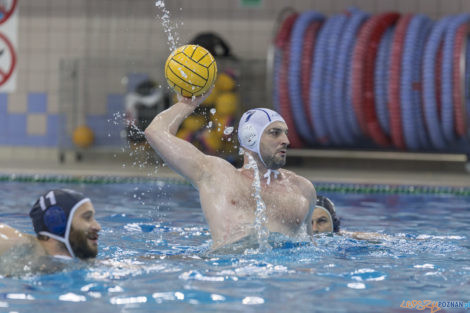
[145,90,316,249]
[0,189,101,268]
[312,195,341,233]
[313,195,390,241]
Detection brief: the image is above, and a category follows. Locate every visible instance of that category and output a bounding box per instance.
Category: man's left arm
[301,179,316,235]
[0,224,26,256]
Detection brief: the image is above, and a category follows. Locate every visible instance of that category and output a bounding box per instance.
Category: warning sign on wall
[0,0,17,92]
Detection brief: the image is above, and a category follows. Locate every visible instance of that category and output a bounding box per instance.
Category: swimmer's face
[259,121,289,169]
[69,202,101,259]
[312,207,333,233]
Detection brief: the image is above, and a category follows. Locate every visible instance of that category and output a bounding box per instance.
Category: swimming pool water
[0,180,469,312]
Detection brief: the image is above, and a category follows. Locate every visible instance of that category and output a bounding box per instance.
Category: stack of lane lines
[271,7,470,151]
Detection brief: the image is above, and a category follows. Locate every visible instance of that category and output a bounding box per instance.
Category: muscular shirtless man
[145,92,316,249]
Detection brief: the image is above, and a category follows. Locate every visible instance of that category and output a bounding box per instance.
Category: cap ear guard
[43,206,67,236]
[238,123,258,148]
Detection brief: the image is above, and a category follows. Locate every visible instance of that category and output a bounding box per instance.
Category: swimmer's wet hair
[316,195,341,233]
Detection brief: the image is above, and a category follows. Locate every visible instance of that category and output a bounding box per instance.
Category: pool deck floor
[1,149,470,187]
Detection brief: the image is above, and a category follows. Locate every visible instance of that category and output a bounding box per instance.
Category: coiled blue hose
[288,11,324,144]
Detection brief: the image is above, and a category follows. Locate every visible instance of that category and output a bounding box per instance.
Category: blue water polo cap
[29,189,91,258]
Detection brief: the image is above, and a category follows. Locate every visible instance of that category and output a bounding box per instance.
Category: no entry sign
[0,0,17,92]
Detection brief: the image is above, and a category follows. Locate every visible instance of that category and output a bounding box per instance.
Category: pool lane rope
[288,11,324,144]
[272,8,470,152]
[310,15,338,144]
[374,26,394,136]
[335,9,369,144]
[453,23,467,137]
[301,21,322,133]
[276,13,305,148]
[442,14,470,143]
[363,13,400,147]
[423,16,453,150]
[323,13,349,146]
[3,174,470,196]
[401,14,433,150]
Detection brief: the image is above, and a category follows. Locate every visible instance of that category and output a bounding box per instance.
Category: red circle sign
[0,32,16,86]
[0,0,17,25]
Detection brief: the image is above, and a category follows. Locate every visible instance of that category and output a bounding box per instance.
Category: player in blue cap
[0,189,101,262]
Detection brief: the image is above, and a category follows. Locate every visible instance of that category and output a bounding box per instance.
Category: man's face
[312,207,333,233]
[259,121,290,169]
[69,202,101,259]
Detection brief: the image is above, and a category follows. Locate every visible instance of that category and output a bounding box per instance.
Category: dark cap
[29,189,90,258]
[316,195,341,233]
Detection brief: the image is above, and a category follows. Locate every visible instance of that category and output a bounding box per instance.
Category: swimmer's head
[312,195,341,233]
[29,189,101,259]
[238,108,288,168]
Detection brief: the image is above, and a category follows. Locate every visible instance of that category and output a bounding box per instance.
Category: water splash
[155,1,180,52]
[223,126,234,135]
[245,154,272,252]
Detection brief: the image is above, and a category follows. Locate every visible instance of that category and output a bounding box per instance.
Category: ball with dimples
[165,44,217,98]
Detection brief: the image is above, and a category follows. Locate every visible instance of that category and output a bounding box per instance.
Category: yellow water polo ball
[215,92,238,116]
[215,72,236,92]
[165,44,217,98]
[72,125,94,148]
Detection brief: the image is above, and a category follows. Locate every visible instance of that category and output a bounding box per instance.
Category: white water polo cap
[238,108,286,166]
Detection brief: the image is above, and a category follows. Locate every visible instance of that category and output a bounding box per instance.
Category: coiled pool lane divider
[375,26,394,136]
[453,22,467,137]
[388,14,412,150]
[2,173,470,196]
[272,8,470,151]
[324,13,349,146]
[310,14,337,144]
[273,11,297,113]
[364,13,400,147]
[301,21,321,132]
[466,33,470,132]
[276,13,304,148]
[423,16,452,150]
[401,14,432,150]
[338,9,369,143]
[288,11,324,144]
[442,14,470,143]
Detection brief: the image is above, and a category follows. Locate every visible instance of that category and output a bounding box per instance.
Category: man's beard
[69,227,98,259]
[264,153,286,169]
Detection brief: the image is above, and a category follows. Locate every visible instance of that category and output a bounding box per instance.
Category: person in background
[313,195,389,241]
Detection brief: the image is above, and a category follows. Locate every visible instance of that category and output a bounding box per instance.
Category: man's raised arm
[144,91,212,186]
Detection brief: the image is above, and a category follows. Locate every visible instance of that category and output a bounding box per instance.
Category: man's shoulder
[279,169,315,195]
[280,169,313,185]
[0,225,37,256]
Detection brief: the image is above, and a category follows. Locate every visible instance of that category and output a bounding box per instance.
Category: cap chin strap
[315,206,334,232]
[39,198,91,259]
[263,169,279,185]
